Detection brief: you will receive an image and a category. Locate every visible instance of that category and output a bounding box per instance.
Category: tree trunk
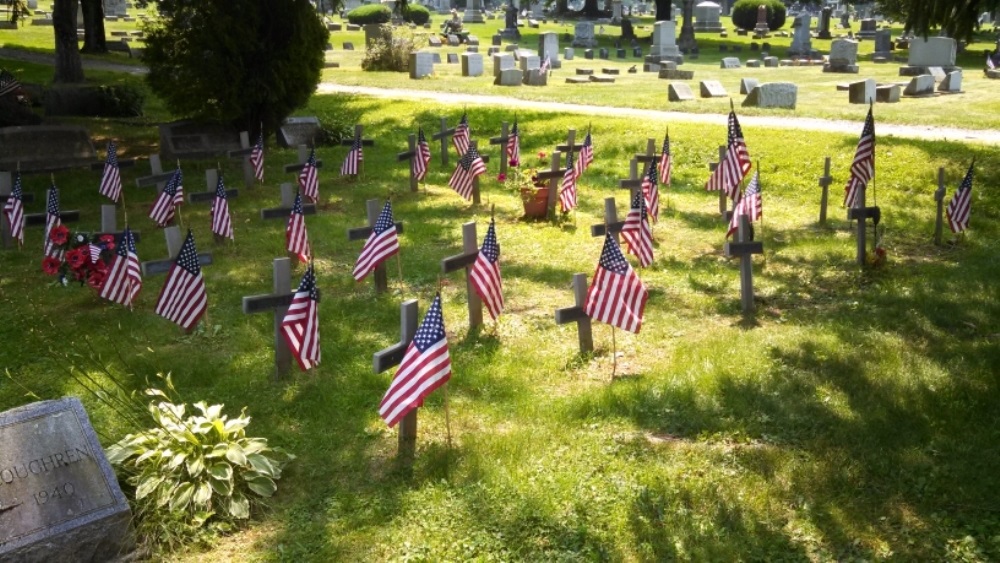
[53,0,85,83]
[655,0,672,20]
[80,0,107,54]
[583,0,600,18]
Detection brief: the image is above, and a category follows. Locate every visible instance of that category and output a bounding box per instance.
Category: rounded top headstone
[696,1,721,7]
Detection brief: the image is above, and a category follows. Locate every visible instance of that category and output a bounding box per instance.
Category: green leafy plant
[347,4,391,24]
[732,0,787,31]
[361,27,425,72]
[402,3,430,25]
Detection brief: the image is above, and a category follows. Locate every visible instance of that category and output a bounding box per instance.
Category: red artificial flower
[87,267,108,289]
[49,225,69,245]
[99,234,115,245]
[497,173,507,182]
[66,247,88,270]
[537,151,546,159]
[509,158,519,167]
[42,256,61,275]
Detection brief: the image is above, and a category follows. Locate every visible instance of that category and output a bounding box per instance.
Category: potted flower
[499,151,549,218]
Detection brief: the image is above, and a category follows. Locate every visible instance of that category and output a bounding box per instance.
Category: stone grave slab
[589,75,615,83]
[431,53,442,64]
[493,53,515,77]
[410,51,435,78]
[576,68,593,75]
[447,53,459,64]
[584,49,594,59]
[524,69,549,86]
[602,67,620,75]
[565,77,591,84]
[599,48,609,59]
[461,53,483,77]
[903,74,935,96]
[927,66,946,82]
[564,47,574,60]
[494,68,524,86]
[848,78,876,104]
[668,82,694,101]
[518,55,540,72]
[938,70,962,92]
[0,126,96,173]
[740,77,759,94]
[742,82,797,109]
[276,117,322,149]
[720,57,741,68]
[907,37,956,68]
[763,56,778,67]
[875,83,901,103]
[699,80,727,97]
[428,35,443,47]
[746,59,760,67]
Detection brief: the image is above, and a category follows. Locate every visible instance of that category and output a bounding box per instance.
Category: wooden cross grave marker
[372,299,420,464]
[139,224,213,277]
[488,121,512,177]
[440,221,483,330]
[846,183,880,266]
[633,138,657,167]
[340,124,375,170]
[282,145,325,174]
[533,150,568,217]
[346,199,405,294]
[817,156,833,226]
[463,140,491,206]
[431,116,459,167]
[933,167,947,245]
[23,186,80,233]
[555,129,578,162]
[396,133,422,193]
[95,204,142,243]
[134,154,176,192]
[226,131,259,190]
[1,171,35,249]
[723,214,764,315]
[241,257,300,380]
[589,197,624,243]
[617,157,643,198]
[260,182,318,220]
[708,145,729,220]
[554,273,594,354]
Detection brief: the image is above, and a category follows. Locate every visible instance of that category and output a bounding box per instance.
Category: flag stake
[611,325,617,379]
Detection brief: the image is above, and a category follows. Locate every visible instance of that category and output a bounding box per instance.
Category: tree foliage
[877,0,1000,39]
[142,0,328,139]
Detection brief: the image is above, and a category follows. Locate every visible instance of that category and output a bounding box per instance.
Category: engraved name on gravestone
[0,398,131,562]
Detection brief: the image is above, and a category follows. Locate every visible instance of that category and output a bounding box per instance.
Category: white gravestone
[461,53,484,77]
[742,82,798,109]
[409,52,435,78]
[539,32,561,68]
[650,20,683,63]
[908,37,957,67]
[572,22,597,48]
[492,53,515,77]
[694,1,723,32]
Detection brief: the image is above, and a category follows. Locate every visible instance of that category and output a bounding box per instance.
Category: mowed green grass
[1,86,999,561]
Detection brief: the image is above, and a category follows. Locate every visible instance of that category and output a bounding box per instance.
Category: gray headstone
[343,42,354,50]
[0,126,96,173]
[494,68,524,86]
[908,37,956,67]
[585,49,594,59]
[518,55,540,72]
[742,82,798,109]
[492,53,515,77]
[461,53,484,77]
[447,53,459,64]
[875,83,901,103]
[746,59,760,67]
[539,32,561,68]
[524,69,549,86]
[763,56,778,67]
[277,117,322,148]
[829,38,859,65]
[410,51,435,78]
[448,34,461,46]
[668,82,695,101]
[492,34,502,46]
[572,21,597,48]
[904,74,935,96]
[431,52,442,64]
[939,70,962,92]
[564,47,574,60]
[927,66,946,82]
[599,48,609,59]
[699,80,727,97]
[720,57,741,69]
[428,35,443,47]
[848,78,876,104]
[740,77,759,95]
[0,398,132,562]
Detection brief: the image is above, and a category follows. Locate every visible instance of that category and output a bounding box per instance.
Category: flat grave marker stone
[700,80,727,97]
[668,82,695,101]
[277,117,322,149]
[0,126,96,173]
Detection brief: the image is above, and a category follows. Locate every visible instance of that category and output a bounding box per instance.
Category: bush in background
[402,3,430,25]
[347,4,391,24]
[361,27,425,72]
[732,0,787,31]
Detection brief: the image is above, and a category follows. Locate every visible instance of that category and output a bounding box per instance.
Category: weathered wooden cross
[533,150,568,217]
[589,197,624,242]
[817,156,833,225]
[260,182,318,220]
[0,171,35,249]
[617,157,643,198]
[139,225,213,277]
[554,273,594,354]
[555,129,579,162]
[134,154,176,193]
[24,186,79,234]
[340,124,375,178]
[465,140,490,206]
[226,131,259,190]
[95,204,142,243]
[488,121,513,177]
[846,183,880,266]
[933,167,946,245]
[708,145,729,220]
[396,133,422,192]
[723,214,764,315]
[440,221,483,330]
[241,257,298,380]
[282,145,324,174]
[372,299,420,464]
[633,138,657,168]
[431,117,459,167]
[346,199,405,294]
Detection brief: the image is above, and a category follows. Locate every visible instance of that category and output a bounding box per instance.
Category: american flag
[43,185,64,261]
[353,200,399,281]
[641,159,660,223]
[727,169,763,239]
[0,69,19,97]
[281,263,321,371]
[539,56,550,74]
[844,105,875,208]
[379,292,452,427]
[414,128,432,182]
[453,113,470,156]
[658,132,672,185]
[584,232,648,334]
[3,170,25,246]
[706,110,752,200]
[154,230,207,331]
[286,191,311,263]
[149,167,183,227]
[210,174,233,240]
[575,131,594,177]
[249,132,264,182]
[621,189,654,268]
[559,152,578,213]
[99,225,141,307]
[989,53,997,70]
[99,140,123,203]
[947,161,974,233]
[469,219,504,320]
[340,135,363,176]
[298,148,320,203]
[506,120,520,166]
[88,243,103,263]
[448,146,487,201]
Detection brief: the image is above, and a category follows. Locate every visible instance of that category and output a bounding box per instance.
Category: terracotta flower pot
[520,186,549,218]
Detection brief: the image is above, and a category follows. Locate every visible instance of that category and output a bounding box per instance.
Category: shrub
[402,3,430,25]
[731,0,787,31]
[362,27,425,72]
[97,84,145,117]
[347,4,391,24]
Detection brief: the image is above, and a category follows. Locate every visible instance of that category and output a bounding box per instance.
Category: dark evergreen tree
[877,0,1000,39]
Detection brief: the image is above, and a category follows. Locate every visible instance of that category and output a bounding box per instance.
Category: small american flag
[575,131,594,177]
[453,113,470,157]
[641,159,660,223]
[470,219,504,320]
[286,192,311,263]
[249,132,264,182]
[379,292,452,427]
[353,200,399,281]
[210,174,233,240]
[99,140,123,203]
[0,69,20,97]
[154,230,207,331]
[559,152,578,213]
[584,232,648,334]
[448,146,487,201]
[43,185,64,261]
[340,135,363,176]
[298,148,320,203]
[727,169,762,239]
[99,225,141,308]
[947,161,974,233]
[506,120,520,166]
[3,171,25,246]
[149,167,183,228]
[658,132,672,185]
[706,110,752,200]
[539,56,550,74]
[845,105,875,208]
[281,263,321,371]
[88,243,103,263]
[414,128,432,182]
[621,189,654,268]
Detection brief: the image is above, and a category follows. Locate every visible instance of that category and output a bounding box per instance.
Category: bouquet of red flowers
[42,227,117,289]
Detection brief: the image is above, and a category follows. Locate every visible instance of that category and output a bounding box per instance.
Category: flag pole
[611,325,617,379]
[436,282,453,452]
[175,160,185,230]
[394,196,404,284]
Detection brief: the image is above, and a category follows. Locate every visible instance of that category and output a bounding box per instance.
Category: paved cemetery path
[318,83,1000,145]
[0,47,148,75]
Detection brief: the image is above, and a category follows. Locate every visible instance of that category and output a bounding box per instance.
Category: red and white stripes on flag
[43,185,64,261]
[575,131,594,177]
[298,148,320,203]
[469,219,504,320]
[706,110,752,200]
[448,146,487,201]
[210,174,233,240]
[379,293,452,427]
[640,159,660,223]
[148,167,183,228]
[584,232,648,334]
[727,168,763,239]
[286,192,311,263]
[453,113,470,157]
[99,226,142,308]
[658,132,672,185]
[353,200,399,281]
[621,189,654,268]
[154,230,207,331]
[340,136,363,176]
[249,133,265,182]
[281,263,321,371]
[559,152,578,213]
[414,128,432,182]
[3,171,25,246]
[99,140,123,203]
[947,161,974,234]
[845,105,875,208]
[506,120,520,166]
